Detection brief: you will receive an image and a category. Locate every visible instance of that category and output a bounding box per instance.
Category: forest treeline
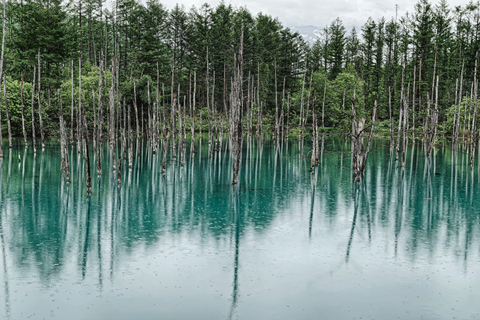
[0,0,479,139]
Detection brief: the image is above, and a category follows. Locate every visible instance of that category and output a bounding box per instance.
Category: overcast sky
[154,0,467,29]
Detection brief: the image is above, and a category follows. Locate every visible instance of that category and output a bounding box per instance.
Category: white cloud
[138,0,469,29]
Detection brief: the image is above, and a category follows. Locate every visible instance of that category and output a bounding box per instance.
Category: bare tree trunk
[37,51,45,150]
[322,77,327,128]
[122,97,126,159]
[31,66,36,153]
[232,26,244,185]
[71,60,74,143]
[79,57,85,156]
[470,55,478,165]
[117,156,122,186]
[97,54,103,176]
[59,89,70,183]
[128,95,133,169]
[171,65,176,159]
[3,74,11,149]
[109,62,115,148]
[310,94,317,172]
[395,62,406,161]
[21,73,27,148]
[455,63,464,145]
[93,89,96,150]
[281,76,286,140]
[362,100,377,173]
[412,66,416,144]
[401,95,408,167]
[162,128,169,174]
[0,0,5,157]
[191,71,196,153]
[299,74,305,153]
[83,108,92,194]
[389,87,394,149]
[133,79,140,156]
[274,59,279,140]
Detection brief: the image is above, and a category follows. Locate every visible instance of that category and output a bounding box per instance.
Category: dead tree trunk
[3,74,11,148]
[298,74,306,153]
[83,108,92,194]
[96,55,103,176]
[310,94,317,172]
[362,101,377,174]
[128,96,133,169]
[109,62,115,149]
[71,60,74,143]
[389,86,394,149]
[232,26,244,185]
[38,50,45,150]
[59,89,70,183]
[31,66,36,153]
[191,71,196,153]
[133,79,140,156]
[0,0,5,156]
[470,55,478,165]
[21,73,27,147]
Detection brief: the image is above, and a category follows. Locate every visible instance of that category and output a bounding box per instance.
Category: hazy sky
[155,0,467,28]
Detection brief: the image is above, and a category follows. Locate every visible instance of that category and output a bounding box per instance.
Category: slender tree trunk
[299,74,305,153]
[133,79,140,156]
[310,94,317,172]
[362,101,377,173]
[38,50,45,150]
[59,89,70,183]
[71,60,74,143]
[1,76,10,149]
[128,95,133,169]
[21,73,27,148]
[455,63,464,145]
[232,26,244,185]
[83,108,92,194]
[0,0,5,157]
[412,66,416,144]
[191,71,196,153]
[3,74,11,149]
[97,54,103,176]
[93,89,96,150]
[110,62,115,148]
[31,66,36,153]
[470,56,478,165]
[389,86,394,149]
[171,65,176,159]
[274,59,278,140]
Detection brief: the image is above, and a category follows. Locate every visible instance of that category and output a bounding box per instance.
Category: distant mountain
[290,25,357,46]
[290,25,322,45]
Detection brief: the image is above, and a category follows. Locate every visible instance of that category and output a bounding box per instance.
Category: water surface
[0,137,479,320]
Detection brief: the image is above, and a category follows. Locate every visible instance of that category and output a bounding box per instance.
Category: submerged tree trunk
[232,26,244,185]
[31,66,36,153]
[191,71,196,153]
[59,89,70,183]
[83,108,92,194]
[21,73,27,147]
[0,0,5,157]
[71,60,74,144]
[3,74,11,149]
[310,94,317,172]
[38,50,45,150]
[96,55,103,176]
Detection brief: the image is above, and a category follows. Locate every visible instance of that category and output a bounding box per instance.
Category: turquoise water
[0,137,480,320]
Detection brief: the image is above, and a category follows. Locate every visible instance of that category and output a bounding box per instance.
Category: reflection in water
[0,137,479,319]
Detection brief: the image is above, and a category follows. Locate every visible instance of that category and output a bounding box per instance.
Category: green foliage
[0,76,34,137]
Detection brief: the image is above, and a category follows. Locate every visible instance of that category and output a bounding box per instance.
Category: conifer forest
[2,1,480,319]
